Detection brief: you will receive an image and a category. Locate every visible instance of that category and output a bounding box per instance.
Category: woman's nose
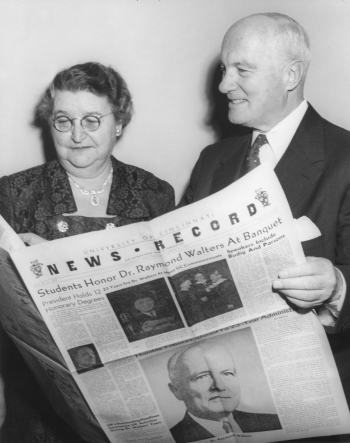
[71,120,87,143]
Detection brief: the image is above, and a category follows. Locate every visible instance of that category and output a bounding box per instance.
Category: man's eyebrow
[234,61,257,69]
[222,60,257,70]
[192,370,210,378]
[222,367,237,374]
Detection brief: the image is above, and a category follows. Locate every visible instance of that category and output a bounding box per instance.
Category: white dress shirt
[188,411,242,436]
[251,99,308,168]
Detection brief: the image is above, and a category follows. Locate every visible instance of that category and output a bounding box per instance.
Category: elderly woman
[0,62,174,442]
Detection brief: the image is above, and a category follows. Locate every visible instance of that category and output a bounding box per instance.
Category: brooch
[57,220,69,233]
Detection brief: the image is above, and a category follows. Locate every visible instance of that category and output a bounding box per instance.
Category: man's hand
[272,257,341,309]
[18,233,47,246]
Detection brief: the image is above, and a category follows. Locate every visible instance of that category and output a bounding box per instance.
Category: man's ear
[285,60,305,91]
[168,383,183,401]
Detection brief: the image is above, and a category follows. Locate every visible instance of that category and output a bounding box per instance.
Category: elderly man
[177,277,200,325]
[168,341,281,442]
[133,294,178,334]
[179,12,350,421]
[73,346,98,373]
[207,270,242,316]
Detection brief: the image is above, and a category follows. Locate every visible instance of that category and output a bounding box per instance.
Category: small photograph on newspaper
[106,278,185,342]
[68,343,104,374]
[140,327,282,442]
[169,258,243,326]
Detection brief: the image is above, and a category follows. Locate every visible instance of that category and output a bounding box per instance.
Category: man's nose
[210,375,226,391]
[71,120,87,143]
[219,70,238,94]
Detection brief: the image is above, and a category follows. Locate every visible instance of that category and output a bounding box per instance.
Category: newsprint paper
[0,164,349,443]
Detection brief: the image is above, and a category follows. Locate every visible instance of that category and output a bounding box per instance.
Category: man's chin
[227,112,248,127]
[206,401,235,416]
[204,409,231,421]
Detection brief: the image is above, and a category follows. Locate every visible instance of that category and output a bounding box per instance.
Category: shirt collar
[252,100,308,164]
[188,412,241,436]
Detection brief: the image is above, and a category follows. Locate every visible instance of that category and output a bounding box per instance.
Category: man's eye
[220,66,226,75]
[196,374,209,380]
[223,370,236,377]
[56,116,70,122]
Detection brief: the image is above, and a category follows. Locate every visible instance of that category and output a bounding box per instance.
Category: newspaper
[0,163,349,443]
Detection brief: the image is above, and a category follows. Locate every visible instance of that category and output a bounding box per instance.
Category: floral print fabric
[0,155,175,240]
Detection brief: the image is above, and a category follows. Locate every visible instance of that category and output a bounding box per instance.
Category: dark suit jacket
[170,410,282,442]
[209,279,243,315]
[178,289,206,326]
[179,104,350,404]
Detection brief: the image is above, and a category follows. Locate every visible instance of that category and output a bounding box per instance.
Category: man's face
[210,272,220,284]
[172,343,240,420]
[180,279,191,291]
[134,297,154,313]
[195,273,205,283]
[219,17,290,132]
[76,347,96,368]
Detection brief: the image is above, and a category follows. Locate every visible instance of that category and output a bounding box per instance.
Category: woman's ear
[116,123,123,137]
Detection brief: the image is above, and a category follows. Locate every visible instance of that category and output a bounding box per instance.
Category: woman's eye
[56,116,70,122]
[85,117,99,123]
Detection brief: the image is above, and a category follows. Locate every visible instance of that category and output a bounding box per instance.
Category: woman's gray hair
[37,62,133,128]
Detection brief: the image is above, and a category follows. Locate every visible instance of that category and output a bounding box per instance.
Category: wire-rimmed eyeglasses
[52,113,113,132]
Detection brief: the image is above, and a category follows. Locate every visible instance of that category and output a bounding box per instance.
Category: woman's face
[51,90,121,175]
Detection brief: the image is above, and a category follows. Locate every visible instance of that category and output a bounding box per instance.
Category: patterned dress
[0,156,175,443]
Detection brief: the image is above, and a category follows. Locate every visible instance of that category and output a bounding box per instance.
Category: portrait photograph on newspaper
[169,259,243,326]
[140,327,282,442]
[106,278,185,342]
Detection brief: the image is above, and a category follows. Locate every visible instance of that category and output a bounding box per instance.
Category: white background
[1,0,349,203]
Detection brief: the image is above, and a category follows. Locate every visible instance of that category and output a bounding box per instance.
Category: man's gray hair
[254,12,311,71]
[167,341,234,385]
[167,345,190,385]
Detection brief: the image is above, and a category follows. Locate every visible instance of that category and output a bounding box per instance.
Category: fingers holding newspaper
[272,256,342,308]
[18,233,48,246]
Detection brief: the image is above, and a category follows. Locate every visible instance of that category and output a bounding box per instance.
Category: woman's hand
[18,233,48,246]
[0,374,5,429]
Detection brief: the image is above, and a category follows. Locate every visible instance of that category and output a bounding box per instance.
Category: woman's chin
[63,151,100,169]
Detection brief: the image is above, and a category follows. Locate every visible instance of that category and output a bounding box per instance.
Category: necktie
[222,418,233,434]
[245,133,269,173]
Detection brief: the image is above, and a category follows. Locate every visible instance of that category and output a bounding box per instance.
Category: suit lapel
[182,412,214,441]
[210,133,251,195]
[275,105,325,212]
